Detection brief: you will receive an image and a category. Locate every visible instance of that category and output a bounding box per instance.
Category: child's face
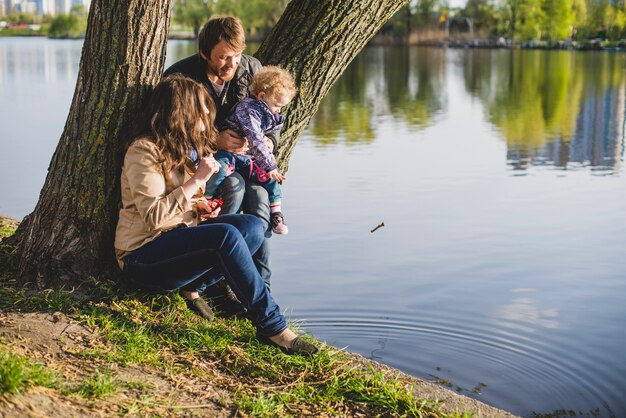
[259,92,291,115]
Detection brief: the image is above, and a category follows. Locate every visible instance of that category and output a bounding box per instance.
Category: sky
[449,0,467,8]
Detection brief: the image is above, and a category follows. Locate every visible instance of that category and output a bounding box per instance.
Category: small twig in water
[370,222,385,233]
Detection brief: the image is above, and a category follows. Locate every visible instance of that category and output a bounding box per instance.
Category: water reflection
[308,48,625,173]
[308,47,447,145]
[164,41,197,67]
[0,39,81,82]
[308,48,378,145]
[495,290,560,333]
[385,47,446,129]
[482,51,625,173]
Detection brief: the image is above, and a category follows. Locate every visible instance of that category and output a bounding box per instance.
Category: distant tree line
[170,0,626,43]
[383,0,626,42]
[48,5,88,38]
[3,0,625,42]
[0,5,88,38]
[171,0,289,38]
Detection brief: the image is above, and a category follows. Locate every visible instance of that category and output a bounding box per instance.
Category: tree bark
[13,0,407,289]
[14,0,172,288]
[255,0,409,173]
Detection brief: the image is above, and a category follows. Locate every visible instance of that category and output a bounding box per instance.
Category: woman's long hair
[125,74,217,172]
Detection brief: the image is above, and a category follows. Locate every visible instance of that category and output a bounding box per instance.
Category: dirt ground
[0,311,233,418]
[0,311,518,418]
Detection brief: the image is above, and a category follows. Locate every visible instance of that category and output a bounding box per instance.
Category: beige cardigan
[114,138,202,266]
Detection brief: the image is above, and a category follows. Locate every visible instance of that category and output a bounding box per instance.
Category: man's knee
[244,182,270,220]
[219,172,245,194]
[218,173,246,214]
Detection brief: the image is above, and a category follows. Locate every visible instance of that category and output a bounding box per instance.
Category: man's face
[202,40,242,83]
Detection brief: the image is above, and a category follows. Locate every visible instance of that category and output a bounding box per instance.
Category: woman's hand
[268,169,285,183]
[184,156,220,199]
[217,129,248,154]
[195,156,221,183]
[197,197,222,220]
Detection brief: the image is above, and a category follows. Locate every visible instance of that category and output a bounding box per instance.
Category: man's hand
[268,169,286,183]
[217,129,248,154]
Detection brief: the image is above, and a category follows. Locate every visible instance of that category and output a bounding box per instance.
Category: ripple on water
[296,308,622,417]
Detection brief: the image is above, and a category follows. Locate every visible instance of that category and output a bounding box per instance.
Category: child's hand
[268,169,285,183]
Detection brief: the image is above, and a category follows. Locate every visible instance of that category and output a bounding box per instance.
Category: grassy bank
[0,218,514,417]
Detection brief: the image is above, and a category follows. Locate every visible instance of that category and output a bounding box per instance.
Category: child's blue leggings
[205,151,282,205]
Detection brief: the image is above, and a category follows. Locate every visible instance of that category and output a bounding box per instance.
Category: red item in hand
[211,198,223,210]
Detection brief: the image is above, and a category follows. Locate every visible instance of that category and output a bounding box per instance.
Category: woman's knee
[220,214,264,250]
[212,223,244,245]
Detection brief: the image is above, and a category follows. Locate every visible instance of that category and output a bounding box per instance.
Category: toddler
[205,65,296,235]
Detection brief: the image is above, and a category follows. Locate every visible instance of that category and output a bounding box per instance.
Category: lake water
[1,38,625,418]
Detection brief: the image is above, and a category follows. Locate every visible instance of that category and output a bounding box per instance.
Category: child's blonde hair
[249,66,297,100]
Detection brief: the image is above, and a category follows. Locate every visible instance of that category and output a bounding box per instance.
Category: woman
[114,74,317,355]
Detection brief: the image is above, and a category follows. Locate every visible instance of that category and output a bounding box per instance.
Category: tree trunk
[14,0,172,288]
[13,0,407,289]
[255,0,409,172]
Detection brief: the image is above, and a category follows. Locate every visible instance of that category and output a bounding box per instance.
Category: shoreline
[0,214,518,416]
[1,32,623,52]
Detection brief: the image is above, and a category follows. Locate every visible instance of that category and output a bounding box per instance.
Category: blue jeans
[217,172,273,288]
[122,214,286,337]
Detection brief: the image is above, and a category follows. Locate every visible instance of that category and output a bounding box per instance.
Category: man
[164,16,277,309]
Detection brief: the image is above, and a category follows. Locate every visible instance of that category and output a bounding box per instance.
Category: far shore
[2,30,624,52]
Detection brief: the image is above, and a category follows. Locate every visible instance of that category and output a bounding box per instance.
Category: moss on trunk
[15,0,172,288]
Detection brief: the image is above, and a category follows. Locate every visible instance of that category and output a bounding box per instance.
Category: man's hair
[249,66,297,100]
[198,16,246,57]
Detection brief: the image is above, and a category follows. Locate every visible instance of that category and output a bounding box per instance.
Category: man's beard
[209,63,236,82]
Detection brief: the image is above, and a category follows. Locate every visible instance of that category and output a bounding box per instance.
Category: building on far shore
[1,0,90,16]
[3,0,36,15]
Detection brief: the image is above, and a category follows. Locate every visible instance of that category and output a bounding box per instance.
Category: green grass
[0,348,125,401]
[0,218,20,275]
[0,350,56,394]
[72,290,460,417]
[76,370,118,398]
[0,268,479,417]
[0,220,17,241]
[0,29,46,37]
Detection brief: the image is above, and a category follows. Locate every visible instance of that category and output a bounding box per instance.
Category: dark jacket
[164,54,278,148]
